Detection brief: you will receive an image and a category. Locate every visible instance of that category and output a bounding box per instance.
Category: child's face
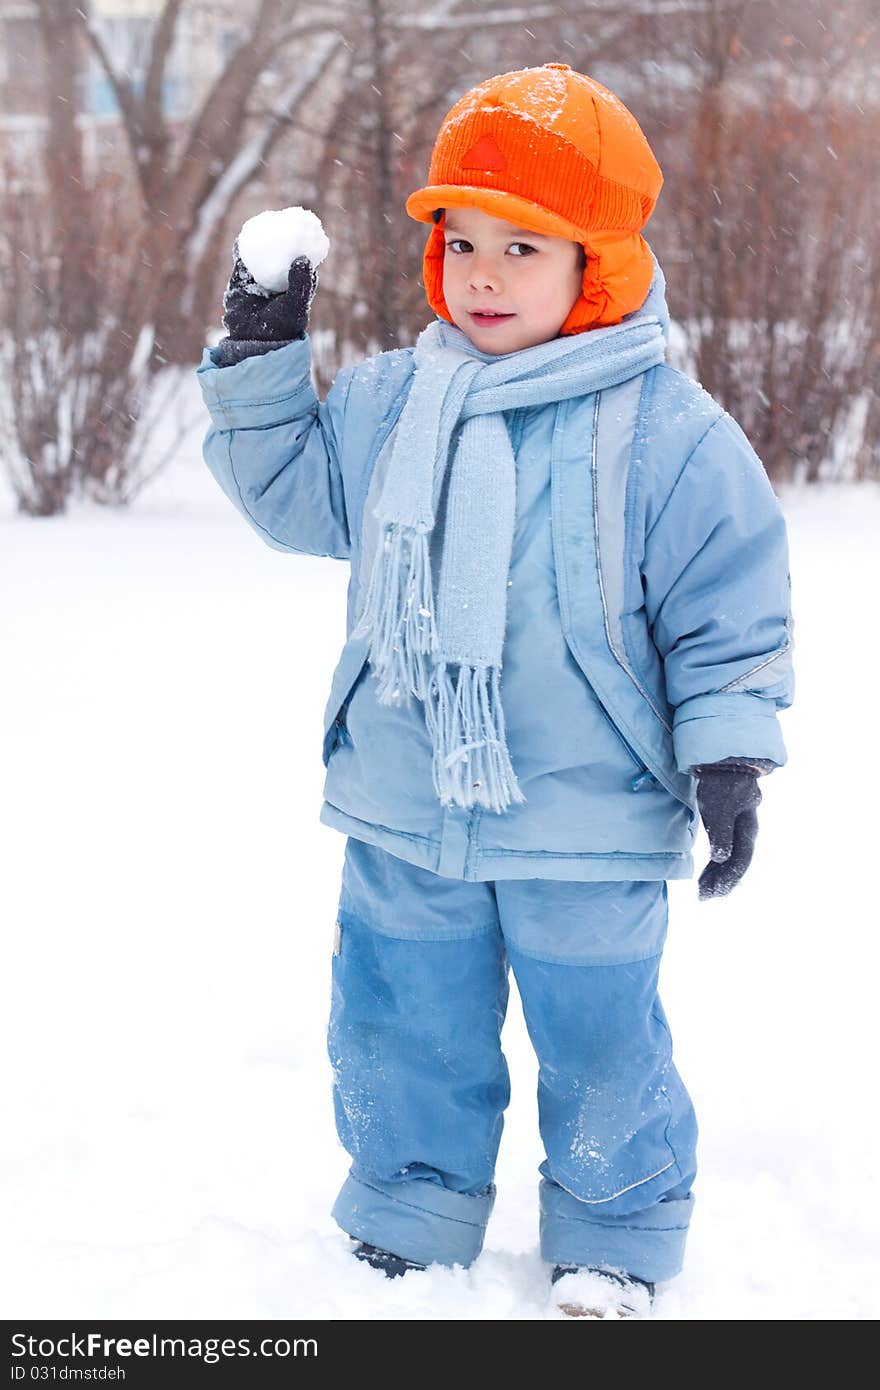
[441,205,583,353]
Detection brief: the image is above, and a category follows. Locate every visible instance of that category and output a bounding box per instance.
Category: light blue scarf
[352,283,667,814]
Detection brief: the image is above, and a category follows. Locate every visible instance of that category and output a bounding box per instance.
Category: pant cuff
[539,1178,695,1284]
[332,1171,496,1269]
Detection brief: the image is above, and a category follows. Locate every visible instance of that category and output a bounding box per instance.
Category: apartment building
[0,0,242,186]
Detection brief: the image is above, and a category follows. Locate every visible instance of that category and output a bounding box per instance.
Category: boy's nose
[469,276,503,294]
[468,258,502,292]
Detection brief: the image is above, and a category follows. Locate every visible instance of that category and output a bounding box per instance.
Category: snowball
[237,206,330,292]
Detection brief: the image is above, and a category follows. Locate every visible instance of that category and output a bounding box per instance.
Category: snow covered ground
[2,410,878,1320]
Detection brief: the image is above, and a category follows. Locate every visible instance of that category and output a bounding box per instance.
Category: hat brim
[404,185,586,244]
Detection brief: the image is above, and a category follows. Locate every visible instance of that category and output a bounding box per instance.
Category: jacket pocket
[594,699,660,793]
[322,639,371,766]
[324,679,362,763]
[558,622,690,807]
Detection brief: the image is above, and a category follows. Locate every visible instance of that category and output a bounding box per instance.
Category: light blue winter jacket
[196,269,794,883]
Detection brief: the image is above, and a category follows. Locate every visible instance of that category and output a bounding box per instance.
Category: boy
[196,64,794,1318]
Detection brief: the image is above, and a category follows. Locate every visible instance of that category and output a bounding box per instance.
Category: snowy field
[2,405,878,1321]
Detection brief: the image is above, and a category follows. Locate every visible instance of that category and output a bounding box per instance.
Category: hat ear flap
[422,218,454,324]
[560,230,656,334]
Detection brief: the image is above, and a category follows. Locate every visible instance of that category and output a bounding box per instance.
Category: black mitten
[215,240,318,367]
[689,757,774,900]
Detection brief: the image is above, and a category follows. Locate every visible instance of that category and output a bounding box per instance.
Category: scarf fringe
[424,660,526,814]
[351,522,438,704]
[353,521,525,813]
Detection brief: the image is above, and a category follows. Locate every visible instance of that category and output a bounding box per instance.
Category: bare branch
[392,0,715,28]
[391,5,561,32]
[74,5,142,153]
[142,0,186,137]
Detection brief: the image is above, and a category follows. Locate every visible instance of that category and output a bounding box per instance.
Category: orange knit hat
[405,63,663,333]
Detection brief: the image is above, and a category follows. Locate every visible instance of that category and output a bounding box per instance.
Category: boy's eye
[445,239,536,257]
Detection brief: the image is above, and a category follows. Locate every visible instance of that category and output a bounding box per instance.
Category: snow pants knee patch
[494,877,669,965]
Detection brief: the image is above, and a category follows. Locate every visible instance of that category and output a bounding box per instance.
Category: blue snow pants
[327,837,698,1284]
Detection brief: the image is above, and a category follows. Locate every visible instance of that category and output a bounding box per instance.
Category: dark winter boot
[351,1240,428,1279]
[550,1263,655,1318]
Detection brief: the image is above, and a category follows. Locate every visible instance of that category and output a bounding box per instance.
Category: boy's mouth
[469,310,515,327]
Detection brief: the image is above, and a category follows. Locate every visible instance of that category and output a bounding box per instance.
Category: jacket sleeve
[195,333,354,559]
[640,411,795,774]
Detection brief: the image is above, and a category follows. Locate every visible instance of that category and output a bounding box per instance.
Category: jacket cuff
[196,333,315,429]
[672,692,787,773]
[689,756,777,776]
[211,336,298,367]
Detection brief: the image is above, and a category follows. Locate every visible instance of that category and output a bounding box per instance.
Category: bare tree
[645,0,880,480]
[0,0,597,510]
[0,0,345,512]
